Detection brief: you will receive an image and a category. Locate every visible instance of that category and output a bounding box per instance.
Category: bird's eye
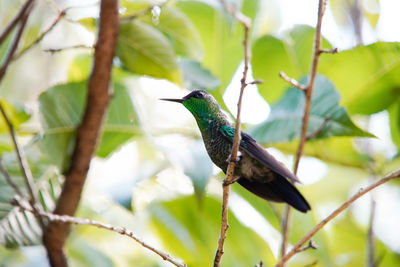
[194,92,203,98]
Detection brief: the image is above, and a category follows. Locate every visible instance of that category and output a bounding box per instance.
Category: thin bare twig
[0,2,34,81]
[43,45,93,53]
[0,157,24,196]
[294,0,327,174]
[295,240,317,253]
[318,48,339,55]
[13,9,67,61]
[280,0,328,259]
[249,79,264,85]
[279,72,306,91]
[213,1,251,266]
[276,169,400,267]
[368,192,376,267]
[306,116,331,141]
[15,202,186,267]
[0,100,45,231]
[0,0,35,45]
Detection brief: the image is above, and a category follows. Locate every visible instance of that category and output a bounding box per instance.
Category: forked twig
[280,0,330,259]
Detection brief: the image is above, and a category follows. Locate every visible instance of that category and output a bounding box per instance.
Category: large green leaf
[251,75,372,144]
[148,195,276,266]
[319,42,400,114]
[140,5,203,60]
[178,59,220,90]
[116,20,182,84]
[252,25,332,104]
[252,27,400,115]
[177,0,259,110]
[38,82,140,171]
[275,137,371,168]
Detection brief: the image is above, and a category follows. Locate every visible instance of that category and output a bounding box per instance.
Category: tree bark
[42,1,119,266]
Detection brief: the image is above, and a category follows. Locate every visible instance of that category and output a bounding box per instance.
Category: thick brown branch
[42,0,119,266]
[276,169,400,267]
[214,1,251,266]
[0,0,35,45]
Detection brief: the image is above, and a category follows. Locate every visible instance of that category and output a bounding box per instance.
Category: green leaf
[319,42,400,114]
[252,35,300,103]
[251,75,373,144]
[389,101,400,150]
[68,53,92,82]
[252,25,332,104]
[68,238,115,267]
[178,59,220,90]
[274,137,371,167]
[0,100,30,154]
[148,196,276,266]
[116,19,182,85]
[76,17,97,32]
[0,100,30,133]
[140,6,203,60]
[97,83,140,157]
[176,1,249,110]
[38,82,140,171]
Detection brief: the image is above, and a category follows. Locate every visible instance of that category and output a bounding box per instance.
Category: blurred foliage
[0,0,399,267]
[251,75,372,143]
[38,82,140,171]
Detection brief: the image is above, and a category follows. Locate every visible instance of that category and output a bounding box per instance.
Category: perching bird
[161,90,310,212]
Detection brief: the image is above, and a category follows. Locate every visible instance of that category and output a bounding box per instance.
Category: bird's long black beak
[159,98,184,103]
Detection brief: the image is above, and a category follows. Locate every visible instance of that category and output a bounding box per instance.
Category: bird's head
[160,90,222,119]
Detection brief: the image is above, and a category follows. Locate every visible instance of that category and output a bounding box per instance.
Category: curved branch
[276,169,400,267]
[42,0,119,266]
[17,202,186,267]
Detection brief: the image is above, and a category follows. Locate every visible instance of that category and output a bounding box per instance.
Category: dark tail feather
[237,177,311,213]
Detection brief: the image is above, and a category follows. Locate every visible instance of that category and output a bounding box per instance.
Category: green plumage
[161,90,310,212]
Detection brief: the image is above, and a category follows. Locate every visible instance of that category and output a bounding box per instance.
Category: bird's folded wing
[220,125,300,184]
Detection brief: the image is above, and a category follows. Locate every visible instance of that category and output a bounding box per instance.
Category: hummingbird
[161,90,310,212]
